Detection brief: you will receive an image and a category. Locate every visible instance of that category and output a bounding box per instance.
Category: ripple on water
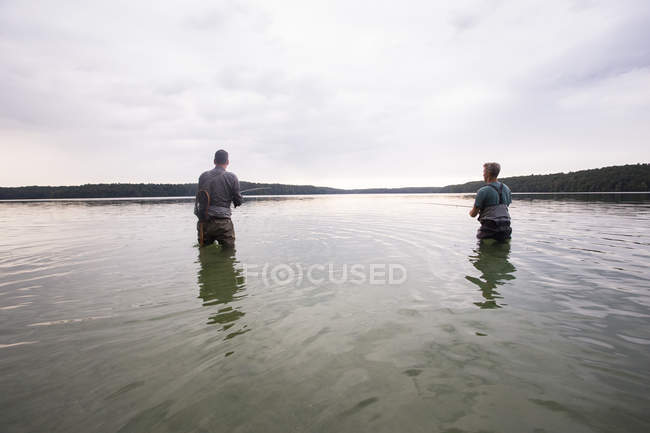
[0,195,649,433]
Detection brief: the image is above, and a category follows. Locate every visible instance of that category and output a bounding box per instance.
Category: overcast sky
[1,0,649,188]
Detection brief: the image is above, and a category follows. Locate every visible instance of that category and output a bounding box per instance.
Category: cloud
[1,0,649,188]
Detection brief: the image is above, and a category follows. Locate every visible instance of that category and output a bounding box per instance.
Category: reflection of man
[195,149,243,248]
[469,162,512,241]
[197,247,247,331]
[465,241,516,309]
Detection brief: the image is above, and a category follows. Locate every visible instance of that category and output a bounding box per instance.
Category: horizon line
[2,162,647,190]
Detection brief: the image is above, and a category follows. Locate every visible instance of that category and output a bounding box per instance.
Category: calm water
[1,194,649,433]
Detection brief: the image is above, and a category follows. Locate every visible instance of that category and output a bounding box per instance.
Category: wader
[197,218,236,249]
[477,183,512,241]
[195,189,236,248]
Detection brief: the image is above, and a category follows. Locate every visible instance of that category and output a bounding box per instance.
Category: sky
[1,0,649,188]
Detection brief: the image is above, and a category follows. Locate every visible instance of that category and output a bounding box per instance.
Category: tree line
[439,164,649,193]
[1,164,648,199]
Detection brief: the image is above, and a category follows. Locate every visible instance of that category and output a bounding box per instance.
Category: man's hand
[469,206,480,218]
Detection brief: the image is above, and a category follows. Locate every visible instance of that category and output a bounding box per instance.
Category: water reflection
[197,246,249,338]
[465,240,516,309]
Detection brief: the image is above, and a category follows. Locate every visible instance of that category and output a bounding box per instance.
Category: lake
[1,193,649,433]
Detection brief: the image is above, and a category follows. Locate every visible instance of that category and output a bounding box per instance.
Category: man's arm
[194,175,203,217]
[469,188,483,218]
[231,174,243,207]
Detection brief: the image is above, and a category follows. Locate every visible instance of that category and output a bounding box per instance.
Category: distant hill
[0,181,343,200]
[0,164,648,199]
[439,163,650,193]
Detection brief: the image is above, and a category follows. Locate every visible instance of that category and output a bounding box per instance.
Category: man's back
[470,163,512,242]
[197,166,243,219]
[474,181,512,209]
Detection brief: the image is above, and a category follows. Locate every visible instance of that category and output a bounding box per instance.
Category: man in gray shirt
[194,149,243,248]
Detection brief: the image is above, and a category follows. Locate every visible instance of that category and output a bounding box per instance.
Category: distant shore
[1,163,648,200]
[3,191,650,203]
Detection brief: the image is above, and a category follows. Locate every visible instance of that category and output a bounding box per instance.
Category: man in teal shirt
[469,162,512,241]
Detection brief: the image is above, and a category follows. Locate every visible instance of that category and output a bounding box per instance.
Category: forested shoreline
[1,164,648,199]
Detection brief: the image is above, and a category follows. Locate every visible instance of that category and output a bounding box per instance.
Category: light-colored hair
[483,162,501,178]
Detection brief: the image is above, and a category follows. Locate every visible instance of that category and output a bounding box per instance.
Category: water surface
[1,194,649,432]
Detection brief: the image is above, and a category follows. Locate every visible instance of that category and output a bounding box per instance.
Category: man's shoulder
[475,185,492,206]
[224,171,239,181]
[476,184,493,194]
[200,167,218,176]
[200,167,227,178]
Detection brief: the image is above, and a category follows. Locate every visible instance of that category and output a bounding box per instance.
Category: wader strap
[199,222,205,246]
[487,183,504,204]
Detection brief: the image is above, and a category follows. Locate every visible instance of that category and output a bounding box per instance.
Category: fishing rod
[239,188,474,207]
[241,187,272,194]
[423,202,473,208]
